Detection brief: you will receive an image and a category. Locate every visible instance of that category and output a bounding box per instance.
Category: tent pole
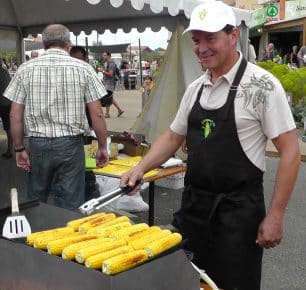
[139,38,143,87]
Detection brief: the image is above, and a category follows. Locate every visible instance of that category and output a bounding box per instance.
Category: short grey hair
[42,24,70,49]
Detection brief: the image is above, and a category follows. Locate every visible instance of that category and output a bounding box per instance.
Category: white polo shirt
[170,53,296,171]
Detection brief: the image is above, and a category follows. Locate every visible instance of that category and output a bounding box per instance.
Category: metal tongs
[191,262,219,290]
[79,180,143,215]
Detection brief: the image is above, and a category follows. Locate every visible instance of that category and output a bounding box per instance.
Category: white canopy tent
[0,0,250,57]
[0,0,251,141]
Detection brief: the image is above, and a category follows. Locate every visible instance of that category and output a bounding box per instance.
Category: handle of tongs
[93,179,143,210]
[191,262,219,290]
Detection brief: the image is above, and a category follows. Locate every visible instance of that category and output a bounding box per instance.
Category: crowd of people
[259,42,306,68]
[0,3,303,288]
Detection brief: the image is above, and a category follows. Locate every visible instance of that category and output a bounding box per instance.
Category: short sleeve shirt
[4,48,107,137]
[170,53,295,171]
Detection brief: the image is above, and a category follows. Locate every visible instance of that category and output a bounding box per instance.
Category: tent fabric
[131,23,203,142]
[0,0,250,37]
[0,0,176,36]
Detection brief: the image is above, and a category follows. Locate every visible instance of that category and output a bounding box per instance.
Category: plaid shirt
[4,48,107,137]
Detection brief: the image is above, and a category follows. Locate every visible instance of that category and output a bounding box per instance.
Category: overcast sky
[71,27,170,50]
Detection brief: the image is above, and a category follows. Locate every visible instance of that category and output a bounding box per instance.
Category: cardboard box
[108,131,150,157]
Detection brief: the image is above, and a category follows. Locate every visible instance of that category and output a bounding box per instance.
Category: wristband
[14,146,26,152]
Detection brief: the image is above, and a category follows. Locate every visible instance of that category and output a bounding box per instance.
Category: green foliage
[142,50,164,63]
[256,61,306,105]
[0,50,17,63]
[257,61,306,123]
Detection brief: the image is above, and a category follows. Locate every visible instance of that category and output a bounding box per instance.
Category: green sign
[266,3,280,22]
[250,7,266,28]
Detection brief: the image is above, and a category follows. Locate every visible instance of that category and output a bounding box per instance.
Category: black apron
[173,58,266,290]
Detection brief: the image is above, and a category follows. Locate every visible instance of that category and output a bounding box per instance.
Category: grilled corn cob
[62,238,112,260]
[27,227,75,246]
[34,231,81,250]
[76,239,127,263]
[79,213,117,232]
[144,233,182,258]
[87,221,132,236]
[87,216,131,234]
[102,250,149,275]
[125,226,161,243]
[109,223,149,240]
[129,229,171,250]
[47,234,98,255]
[67,213,106,230]
[85,245,134,269]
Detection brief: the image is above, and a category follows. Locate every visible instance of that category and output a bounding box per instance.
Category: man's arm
[120,129,185,189]
[10,102,31,171]
[87,100,108,167]
[297,47,304,60]
[256,130,300,248]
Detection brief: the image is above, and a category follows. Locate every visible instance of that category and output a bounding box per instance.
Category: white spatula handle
[10,188,19,214]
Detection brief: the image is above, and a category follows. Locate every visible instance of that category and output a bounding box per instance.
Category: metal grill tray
[0,202,198,290]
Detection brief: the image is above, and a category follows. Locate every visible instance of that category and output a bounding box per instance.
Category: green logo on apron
[201,119,215,139]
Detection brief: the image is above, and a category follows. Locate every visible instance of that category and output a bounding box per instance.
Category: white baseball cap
[184,1,236,34]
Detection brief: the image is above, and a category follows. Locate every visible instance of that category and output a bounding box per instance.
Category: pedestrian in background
[0,59,12,158]
[141,76,154,108]
[4,24,109,210]
[297,45,306,67]
[101,51,124,118]
[120,2,300,289]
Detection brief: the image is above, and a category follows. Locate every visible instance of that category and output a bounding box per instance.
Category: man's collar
[43,48,70,56]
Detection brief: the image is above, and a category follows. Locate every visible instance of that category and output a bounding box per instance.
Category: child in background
[141,76,154,108]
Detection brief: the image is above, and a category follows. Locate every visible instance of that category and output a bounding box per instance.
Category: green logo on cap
[198,9,207,21]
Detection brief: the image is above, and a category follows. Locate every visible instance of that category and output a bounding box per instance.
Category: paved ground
[0,88,306,289]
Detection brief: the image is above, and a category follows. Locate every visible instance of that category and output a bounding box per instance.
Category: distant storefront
[250,0,306,60]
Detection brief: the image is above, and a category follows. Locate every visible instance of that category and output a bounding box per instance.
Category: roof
[89,44,130,54]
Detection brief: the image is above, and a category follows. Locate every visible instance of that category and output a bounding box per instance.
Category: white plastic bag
[95,175,149,212]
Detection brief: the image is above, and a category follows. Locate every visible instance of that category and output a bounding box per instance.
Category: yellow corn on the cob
[62,238,112,260]
[144,233,182,258]
[109,223,149,240]
[47,234,98,255]
[85,245,134,269]
[87,216,131,234]
[102,250,149,275]
[87,221,132,236]
[79,213,117,232]
[129,229,172,250]
[34,232,81,250]
[27,227,75,246]
[67,213,106,230]
[76,239,127,264]
[96,215,130,228]
[125,226,161,243]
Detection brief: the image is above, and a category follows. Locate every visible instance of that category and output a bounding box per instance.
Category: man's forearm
[136,129,185,173]
[269,132,300,217]
[88,101,107,149]
[10,103,25,148]
[269,152,300,217]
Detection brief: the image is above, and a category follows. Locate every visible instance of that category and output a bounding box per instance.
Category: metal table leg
[148,181,155,226]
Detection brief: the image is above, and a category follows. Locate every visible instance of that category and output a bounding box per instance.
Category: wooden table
[93,165,186,225]
[144,165,186,225]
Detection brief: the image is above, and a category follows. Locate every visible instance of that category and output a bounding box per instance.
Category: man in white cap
[120,1,300,289]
